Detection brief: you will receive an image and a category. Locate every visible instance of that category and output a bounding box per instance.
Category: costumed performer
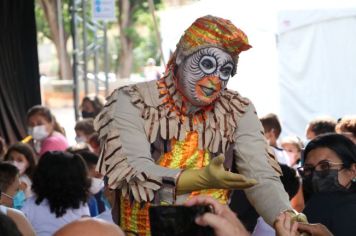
[94,15,305,236]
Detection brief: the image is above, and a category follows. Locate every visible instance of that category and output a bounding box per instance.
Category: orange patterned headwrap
[177,15,251,59]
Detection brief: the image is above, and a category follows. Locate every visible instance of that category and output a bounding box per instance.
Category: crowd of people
[1,15,356,236]
[0,95,355,236]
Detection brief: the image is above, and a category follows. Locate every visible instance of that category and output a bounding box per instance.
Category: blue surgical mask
[1,191,26,210]
[13,191,26,210]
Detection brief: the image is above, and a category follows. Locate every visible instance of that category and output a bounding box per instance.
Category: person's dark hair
[66,144,90,154]
[27,105,65,135]
[76,151,98,169]
[74,118,95,136]
[260,113,282,138]
[303,133,356,192]
[0,212,22,236]
[279,164,300,200]
[0,162,19,192]
[4,143,36,180]
[308,117,336,136]
[32,151,90,217]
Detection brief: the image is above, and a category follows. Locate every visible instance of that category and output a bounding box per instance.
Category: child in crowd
[21,151,90,236]
[0,164,35,236]
[280,136,304,168]
[74,118,101,155]
[260,113,289,165]
[26,105,68,157]
[4,143,36,198]
[73,150,108,217]
[0,162,26,210]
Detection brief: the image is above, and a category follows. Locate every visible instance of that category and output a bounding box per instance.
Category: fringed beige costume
[94,15,291,236]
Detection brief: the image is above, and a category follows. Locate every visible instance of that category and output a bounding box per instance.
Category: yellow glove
[177,155,258,194]
[285,209,308,224]
[285,210,310,236]
[275,211,310,236]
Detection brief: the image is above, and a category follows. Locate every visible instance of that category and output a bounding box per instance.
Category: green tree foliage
[117,0,162,77]
[35,0,71,42]
[35,0,163,78]
[132,7,161,73]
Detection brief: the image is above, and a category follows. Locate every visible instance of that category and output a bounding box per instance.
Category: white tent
[159,0,356,140]
[276,2,356,138]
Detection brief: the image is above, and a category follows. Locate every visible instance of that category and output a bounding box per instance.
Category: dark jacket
[303,191,356,236]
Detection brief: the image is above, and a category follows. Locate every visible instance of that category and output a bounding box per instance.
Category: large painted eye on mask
[199,55,217,74]
[219,63,234,81]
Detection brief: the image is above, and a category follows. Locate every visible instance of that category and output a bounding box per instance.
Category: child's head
[281,136,303,166]
[76,151,100,178]
[27,105,65,139]
[4,143,36,179]
[32,151,90,217]
[74,118,95,144]
[0,163,20,208]
[260,113,282,146]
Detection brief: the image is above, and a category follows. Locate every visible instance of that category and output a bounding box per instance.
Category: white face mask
[75,136,87,144]
[12,161,27,175]
[29,125,49,141]
[89,177,104,195]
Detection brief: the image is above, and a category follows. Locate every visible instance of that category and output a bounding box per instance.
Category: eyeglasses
[297,160,344,178]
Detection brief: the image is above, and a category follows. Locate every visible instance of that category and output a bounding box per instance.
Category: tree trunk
[40,0,72,80]
[117,0,134,79]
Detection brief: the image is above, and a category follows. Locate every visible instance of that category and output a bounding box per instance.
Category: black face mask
[81,111,96,118]
[311,169,348,193]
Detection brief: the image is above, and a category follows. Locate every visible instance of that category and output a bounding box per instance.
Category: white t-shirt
[22,196,90,236]
[0,205,7,215]
[20,175,33,198]
[95,208,114,223]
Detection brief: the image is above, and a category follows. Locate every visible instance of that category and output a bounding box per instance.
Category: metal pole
[82,0,88,95]
[103,22,109,97]
[57,0,67,79]
[94,26,99,95]
[70,0,79,121]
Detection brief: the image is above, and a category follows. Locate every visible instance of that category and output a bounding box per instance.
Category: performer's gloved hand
[275,210,310,236]
[290,211,311,236]
[285,209,308,224]
[177,154,257,194]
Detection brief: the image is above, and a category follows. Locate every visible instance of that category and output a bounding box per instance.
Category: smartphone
[149,205,214,236]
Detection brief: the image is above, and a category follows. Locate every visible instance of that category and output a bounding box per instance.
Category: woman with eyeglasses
[298,133,356,236]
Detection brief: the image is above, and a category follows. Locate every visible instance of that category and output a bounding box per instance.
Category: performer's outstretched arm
[233,102,292,226]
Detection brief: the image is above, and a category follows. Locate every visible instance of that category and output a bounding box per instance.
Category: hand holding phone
[149,205,214,236]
